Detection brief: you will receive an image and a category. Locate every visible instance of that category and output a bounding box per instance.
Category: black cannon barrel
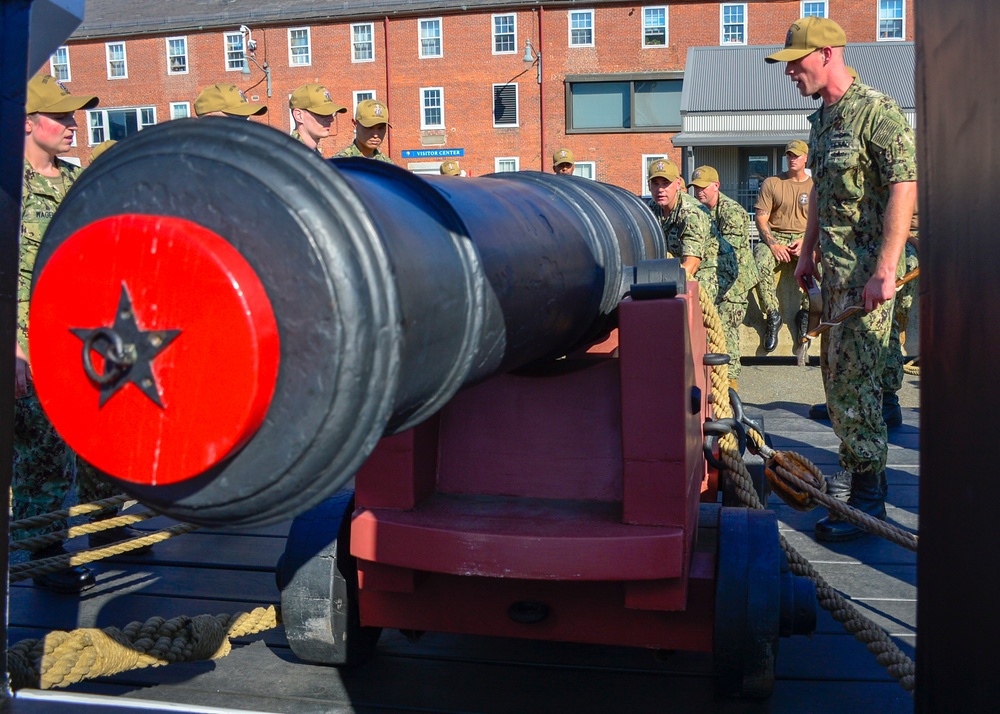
[31,119,667,526]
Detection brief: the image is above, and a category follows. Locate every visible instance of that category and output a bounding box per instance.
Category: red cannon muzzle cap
[29,214,280,486]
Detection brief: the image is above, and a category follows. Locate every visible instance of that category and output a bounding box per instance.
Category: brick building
[48,0,914,195]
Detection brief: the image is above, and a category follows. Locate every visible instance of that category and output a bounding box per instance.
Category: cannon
[28,120,815,697]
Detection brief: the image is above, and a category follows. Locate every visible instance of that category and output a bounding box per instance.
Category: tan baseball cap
[90,139,117,161]
[765,17,847,63]
[26,74,98,114]
[194,84,267,117]
[355,99,391,127]
[689,165,720,188]
[552,148,574,167]
[648,158,681,182]
[440,160,461,176]
[785,139,809,156]
[289,84,346,116]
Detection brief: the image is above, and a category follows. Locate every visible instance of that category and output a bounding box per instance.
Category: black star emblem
[71,283,181,409]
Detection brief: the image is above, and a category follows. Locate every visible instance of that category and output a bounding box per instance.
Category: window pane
[423,89,442,126]
[52,47,70,80]
[722,5,745,43]
[354,24,373,60]
[226,34,245,70]
[89,111,105,144]
[634,80,682,128]
[803,2,826,17]
[570,12,593,45]
[494,15,515,52]
[108,109,139,140]
[879,0,903,39]
[570,82,629,129]
[644,8,666,46]
[290,29,310,65]
[496,158,518,172]
[168,38,187,73]
[421,20,441,56]
[171,103,190,119]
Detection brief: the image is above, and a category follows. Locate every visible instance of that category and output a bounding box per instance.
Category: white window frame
[642,7,669,48]
[50,46,71,82]
[352,23,375,62]
[492,13,517,55]
[877,0,906,41]
[495,157,520,173]
[87,106,156,145]
[421,86,445,130]
[573,161,597,180]
[642,154,670,196]
[353,90,377,115]
[569,9,595,47]
[288,27,312,66]
[105,41,128,80]
[800,1,828,18]
[492,83,519,128]
[419,17,443,58]
[170,102,190,120]
[166,36,188,75]
[225,32,246,72]
[720,3,748,46]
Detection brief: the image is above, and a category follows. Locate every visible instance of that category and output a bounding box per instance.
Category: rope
[11,510,156,553]
[695,285,917,693]
[9,522,200,582]
[7,606,281,690]
[9,494,133,533]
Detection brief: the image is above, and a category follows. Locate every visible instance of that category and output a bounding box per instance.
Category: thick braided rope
[11,511,156,553]
[696,286,916,693]
[9,495,133,533]
[7,606,281,690]
[9,523,200,582]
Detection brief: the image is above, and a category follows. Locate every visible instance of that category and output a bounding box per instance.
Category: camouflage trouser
[820,288,895,474]
[881,242,919,395]
[718,296,748,380]
[12,391,120,541]
[694,271,718,306]
[752,231,810,315]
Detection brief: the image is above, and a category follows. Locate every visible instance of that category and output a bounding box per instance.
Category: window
[353,90,376,114]
[720,4,747,45]
[225,32,246,71]
[573,162,596,180]
[419,18,442,58]
[421,87,444,129]
[642,154,669,196]
[170,102,190,120]
[50,46,71,81]
[493,83,519,127]
[569,10,594,47]
[493,14,517,54]
[106,42,127,79]
[801,1,828,17]
[643,7,668,47]
[166,36,188,74]
[878,0,905,40]
[495,157,520,172]
[566,74,683,133]
[289,27,311,66]
[88,107,155,145]
[352,23,375,62]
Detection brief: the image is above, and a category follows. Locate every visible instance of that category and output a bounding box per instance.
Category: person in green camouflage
[646,158,731,305]
[769,17,917,542]
[336,99,394,163]
[17,75,150,593]
[289,84,347,154]
[691,165,757,390]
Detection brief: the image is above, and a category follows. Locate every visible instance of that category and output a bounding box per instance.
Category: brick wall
[53,0,915,194]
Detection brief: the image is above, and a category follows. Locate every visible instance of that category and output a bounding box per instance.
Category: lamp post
[239,25,272,97]
[523,38,541,84]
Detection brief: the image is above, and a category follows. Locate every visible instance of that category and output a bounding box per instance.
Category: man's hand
[862,272,897,313]
[15,342,31,399]
[794,251,820,293]
[787,239,804,257]
[770,242,793,263]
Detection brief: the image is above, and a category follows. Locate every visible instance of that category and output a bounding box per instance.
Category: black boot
[763,311,781,352]
[89,525,154,555]
[31,543,96,594]
[882,391,902,429]
[794,308,810,344]
[815,470,887,542]
[808,402,829,420]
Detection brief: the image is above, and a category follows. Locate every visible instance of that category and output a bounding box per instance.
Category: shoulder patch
[870,116,906,150]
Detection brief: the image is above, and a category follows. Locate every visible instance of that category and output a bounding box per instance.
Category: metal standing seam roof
[680,42,915,114]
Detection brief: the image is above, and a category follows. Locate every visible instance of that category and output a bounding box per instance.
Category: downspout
[538,6,545,171]
[384,16,392,160]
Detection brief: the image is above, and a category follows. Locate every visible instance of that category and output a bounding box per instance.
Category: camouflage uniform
[290,129,321,153]
[335,142,394,163]
[710,192,759,379]
[15,159,119,540]
[809,81,917,475]
[649,191,731,305]
[881,233,919,397]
